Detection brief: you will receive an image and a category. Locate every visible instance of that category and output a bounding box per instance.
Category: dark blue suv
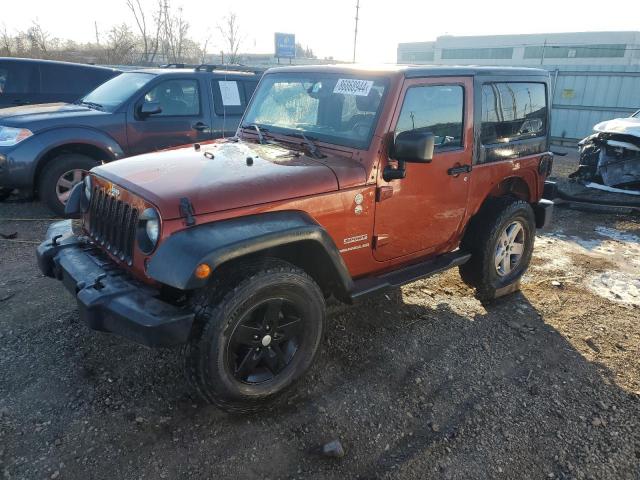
[0,65,261,214]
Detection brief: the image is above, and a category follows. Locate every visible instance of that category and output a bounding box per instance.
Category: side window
[40,64,87,95]
[395,85,464,150]
[143,79,200,116]
[480,82,547,148]
[0,67,7,95]
[243,81,258,102]
[212,79,246,116]
[0,62,38,94]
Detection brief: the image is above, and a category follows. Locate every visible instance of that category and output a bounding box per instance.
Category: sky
[2,0,640,63]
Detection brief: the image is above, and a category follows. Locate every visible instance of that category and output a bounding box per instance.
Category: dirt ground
[0,151,639,480]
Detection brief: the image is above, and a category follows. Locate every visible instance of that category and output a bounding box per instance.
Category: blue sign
[275,33,296,58]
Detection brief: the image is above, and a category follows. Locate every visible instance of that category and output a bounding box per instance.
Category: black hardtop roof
[266,64,549,78]
[0,56,120,72]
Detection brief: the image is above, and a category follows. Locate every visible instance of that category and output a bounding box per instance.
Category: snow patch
[588,271,640,306]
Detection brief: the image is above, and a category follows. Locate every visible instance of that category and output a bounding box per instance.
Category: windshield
[80,72,155,111]
[242,73,388,149]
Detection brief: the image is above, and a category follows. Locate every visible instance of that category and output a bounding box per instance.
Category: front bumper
[36,220,194,347]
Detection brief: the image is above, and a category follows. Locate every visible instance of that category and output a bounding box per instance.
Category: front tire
[459,198,536,302]
[184,259,326,413]
[38,154,98,216]
[0,188,12,202]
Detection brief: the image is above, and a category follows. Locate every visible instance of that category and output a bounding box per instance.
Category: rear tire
[38,154,98,216]
[183,259,326,414]
[459,197,536,302]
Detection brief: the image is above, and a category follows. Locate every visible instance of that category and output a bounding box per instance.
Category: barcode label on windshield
[333,78,374,96]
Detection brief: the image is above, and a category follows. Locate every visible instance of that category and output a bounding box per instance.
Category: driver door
[373,77,473,262]
[126,78,212,156]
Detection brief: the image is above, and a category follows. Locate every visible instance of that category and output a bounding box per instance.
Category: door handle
[447,164,472,176]
[192,122,209,131]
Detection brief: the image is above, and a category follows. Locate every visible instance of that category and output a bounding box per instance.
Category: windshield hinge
[179,197,196,226]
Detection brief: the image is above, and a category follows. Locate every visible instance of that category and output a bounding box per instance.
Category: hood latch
[179,197,196,226]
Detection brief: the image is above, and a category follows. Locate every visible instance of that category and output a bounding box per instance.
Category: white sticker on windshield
[333,78,374,96]
[219,81,241,106]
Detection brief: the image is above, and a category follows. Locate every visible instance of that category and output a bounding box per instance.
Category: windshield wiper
[76,100,104,110]
[241,123,267,144]
[289,131,324,159]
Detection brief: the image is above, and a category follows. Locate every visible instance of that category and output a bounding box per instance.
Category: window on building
[480,82,547,162]
[523,44,627,59]
[441,47,514,60]
[396,84,464,150]
[400,51,435,62]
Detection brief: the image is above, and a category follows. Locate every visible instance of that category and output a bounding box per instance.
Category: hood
[0,103,108,129]
[593,117,640,138]
[93,141,367,219]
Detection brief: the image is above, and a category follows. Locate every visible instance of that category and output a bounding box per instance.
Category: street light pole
[353,0,360,63]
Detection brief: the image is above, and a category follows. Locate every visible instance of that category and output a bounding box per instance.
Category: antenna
[353,0,360,63]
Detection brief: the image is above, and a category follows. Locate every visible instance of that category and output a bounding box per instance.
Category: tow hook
[92,273,107,290]
[51,234,63,247]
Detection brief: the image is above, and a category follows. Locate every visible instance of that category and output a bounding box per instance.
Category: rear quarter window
[480,82,547,162]
[40,64,115,96]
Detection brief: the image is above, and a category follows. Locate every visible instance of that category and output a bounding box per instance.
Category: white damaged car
[572,110,640,189]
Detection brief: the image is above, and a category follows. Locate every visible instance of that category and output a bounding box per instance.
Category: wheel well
[34,143,112,194]
[487,176,531,202]
[217,240,350,301]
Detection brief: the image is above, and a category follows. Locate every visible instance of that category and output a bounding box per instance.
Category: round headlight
[83,175,92,201]
[146,218,159,244]
[138,207,161,254]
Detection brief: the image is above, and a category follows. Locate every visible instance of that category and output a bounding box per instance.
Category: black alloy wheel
[227,298,303,384]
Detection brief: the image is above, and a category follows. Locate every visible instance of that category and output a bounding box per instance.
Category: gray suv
[0,65,261,214]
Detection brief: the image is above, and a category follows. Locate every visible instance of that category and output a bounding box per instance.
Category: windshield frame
[79,72,156,112]
[241,72,390,151]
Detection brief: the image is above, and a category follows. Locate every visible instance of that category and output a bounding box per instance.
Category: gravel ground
[0,152,639,480]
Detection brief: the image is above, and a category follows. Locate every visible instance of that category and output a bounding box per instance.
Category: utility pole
[352,0,359,63]
[540,38,547,66]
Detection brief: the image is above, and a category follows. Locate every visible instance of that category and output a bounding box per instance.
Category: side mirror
[139,102,162,118]
[391,130,435,163]
[383,130,435,181]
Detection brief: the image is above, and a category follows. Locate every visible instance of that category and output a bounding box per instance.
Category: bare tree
[0,24,12,56]
[161,1,189,63]
[217,13,242,64]
[102,23,137,64]
[126,0,163,64]
[27,20,51,57]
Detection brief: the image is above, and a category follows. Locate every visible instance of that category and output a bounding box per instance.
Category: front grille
[87,186,139,264]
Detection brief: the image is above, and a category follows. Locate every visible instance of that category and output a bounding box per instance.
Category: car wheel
[183,258,326,413]
[39,154,98,216]
[0,187,12,202]
[459,197,536,302]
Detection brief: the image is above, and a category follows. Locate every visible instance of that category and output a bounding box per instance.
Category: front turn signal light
[195,263,212,279]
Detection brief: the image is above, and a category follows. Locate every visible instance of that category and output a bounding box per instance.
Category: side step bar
[349,250,471,301]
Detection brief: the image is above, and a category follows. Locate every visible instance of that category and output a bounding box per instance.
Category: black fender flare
[146,211,354,297]
[32,127,125,178]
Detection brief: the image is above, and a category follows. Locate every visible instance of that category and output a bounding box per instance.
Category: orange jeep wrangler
[37,65,555,412]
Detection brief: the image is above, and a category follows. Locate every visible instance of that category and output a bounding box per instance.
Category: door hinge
[376,186,394,202]
[373,234,390,248]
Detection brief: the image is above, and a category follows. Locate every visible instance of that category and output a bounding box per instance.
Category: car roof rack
[160,63,198,69]
[194,64,265,74]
